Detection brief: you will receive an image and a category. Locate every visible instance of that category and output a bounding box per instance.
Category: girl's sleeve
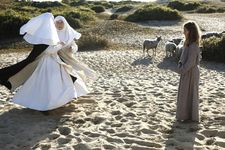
[178,44,198,74]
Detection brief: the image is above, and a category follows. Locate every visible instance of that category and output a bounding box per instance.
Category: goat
[165,41,177,57]
[143,36,161,57]
[175,40,184,60]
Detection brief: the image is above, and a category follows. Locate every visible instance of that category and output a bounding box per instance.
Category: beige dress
[176,43,201,122]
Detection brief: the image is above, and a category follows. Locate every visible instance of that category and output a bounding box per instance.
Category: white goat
[165,41,177,57]
[175,40,184,60]
[143,36,161,57]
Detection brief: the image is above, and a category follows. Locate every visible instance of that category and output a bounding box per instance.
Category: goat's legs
[143,45,146,56]
[152,49,154,57]
[154,48,156,57]
[147,49,150,57]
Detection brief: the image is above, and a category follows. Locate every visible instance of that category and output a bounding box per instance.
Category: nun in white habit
[12,13,88,111]
[54,16,97,84]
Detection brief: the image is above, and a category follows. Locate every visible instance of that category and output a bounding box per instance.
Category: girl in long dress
[1,12,87,111]
[54,16,97,96]
[176,21,201,122]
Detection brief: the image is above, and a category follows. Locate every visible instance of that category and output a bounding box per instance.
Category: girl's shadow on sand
[157,57,178,72]
[131,56,153,66]
[165,121,199,150]
[0,104,76,149]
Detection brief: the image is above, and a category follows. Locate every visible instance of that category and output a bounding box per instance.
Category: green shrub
[65,17,82,28]
[110,14,119,20]
[91,1,113,9]
[13,1,64,8]
[168,0,201,11]
[115,5,133,13]
[196,6,217,13]
[0,0,12,10]
[62,0,71,4]
[31,1,64,8]
[70,0,113,9]
[13,6,40,13]
[57,10,95,28]
[126,5,182,22]
[91,5,105,13]
[70,0,88,7]
[111,1,140,6]
[196,6,225,13]
[0,9,30,39]
[78,7,95,13]
[202,35,225,62]
[77,33,110,51]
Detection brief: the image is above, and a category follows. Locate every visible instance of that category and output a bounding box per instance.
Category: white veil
[54,16,81,45]
[20,12,60,45]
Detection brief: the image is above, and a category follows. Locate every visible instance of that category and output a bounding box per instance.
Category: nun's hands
[59,41,66,46]
[68,46,73,53]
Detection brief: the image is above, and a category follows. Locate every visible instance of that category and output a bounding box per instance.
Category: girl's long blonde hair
[184,21,201,47]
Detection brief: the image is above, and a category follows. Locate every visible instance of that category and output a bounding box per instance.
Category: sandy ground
[1,49,225,150]
[0,13,225,150]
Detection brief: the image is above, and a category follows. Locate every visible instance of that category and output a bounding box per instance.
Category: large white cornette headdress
[20,12,60,45]
[54,16,81,44]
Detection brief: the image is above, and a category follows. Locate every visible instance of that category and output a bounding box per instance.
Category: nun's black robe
[0,44,48,89]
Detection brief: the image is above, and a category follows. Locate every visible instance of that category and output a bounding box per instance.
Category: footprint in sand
[200,130,218,138]
[124,102,137,108]
[111,123,123,128]
[48,133,60,140]
[99,128,116,134]
[83,131,101,138]
[103,143,117,149]
[217,131,225,138]
[196,133,205,141]
[120,118,128,123]
[112,93,122,98]
[116,98,128,103]
[39,143,51,150]
[131,144,156,150]
[206,137,216,145]
[58,126,72,136]
[139,128,158,135]
[215,141,225,148]
[74,118,86,124]
[57,137,72,145]
[111,110,122,116]
[123,137,162,148]
[124,112,137,118]
[115,115,123,120]
[73,143,91,150]
[91,116,106,125]
[106,136,124,144]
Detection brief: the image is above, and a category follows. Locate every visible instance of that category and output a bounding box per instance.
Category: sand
[0,48,225,150]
